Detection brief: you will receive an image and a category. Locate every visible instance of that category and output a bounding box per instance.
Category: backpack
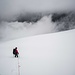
[13,49,16,54]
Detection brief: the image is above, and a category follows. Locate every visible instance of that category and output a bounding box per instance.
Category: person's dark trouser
[15,54,18,57]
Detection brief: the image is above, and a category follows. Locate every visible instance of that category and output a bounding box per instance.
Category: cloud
[0,12,75,42]
[0,15,57,42]
[0,0,75,18]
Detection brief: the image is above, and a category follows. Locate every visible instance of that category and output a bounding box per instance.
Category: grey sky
[0,0,75,17]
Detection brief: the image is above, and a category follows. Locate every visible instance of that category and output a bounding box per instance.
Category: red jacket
[15,50,19,54]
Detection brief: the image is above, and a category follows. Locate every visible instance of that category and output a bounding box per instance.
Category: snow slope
[0,29,75,75]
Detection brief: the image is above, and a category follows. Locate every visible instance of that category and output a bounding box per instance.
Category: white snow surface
[0,29,75,75]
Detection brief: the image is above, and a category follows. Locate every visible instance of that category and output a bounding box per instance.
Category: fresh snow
[0,29,75,75]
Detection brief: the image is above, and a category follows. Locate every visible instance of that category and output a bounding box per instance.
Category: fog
[0,15,57,42]
[0,0,75,18]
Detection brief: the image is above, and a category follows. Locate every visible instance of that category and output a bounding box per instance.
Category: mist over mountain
[52,12,75,31]
[16,12,43,23]
[0,11,75,42]
[0,11,51,23]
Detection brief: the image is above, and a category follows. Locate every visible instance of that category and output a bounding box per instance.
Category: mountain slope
[0,29,75,75]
